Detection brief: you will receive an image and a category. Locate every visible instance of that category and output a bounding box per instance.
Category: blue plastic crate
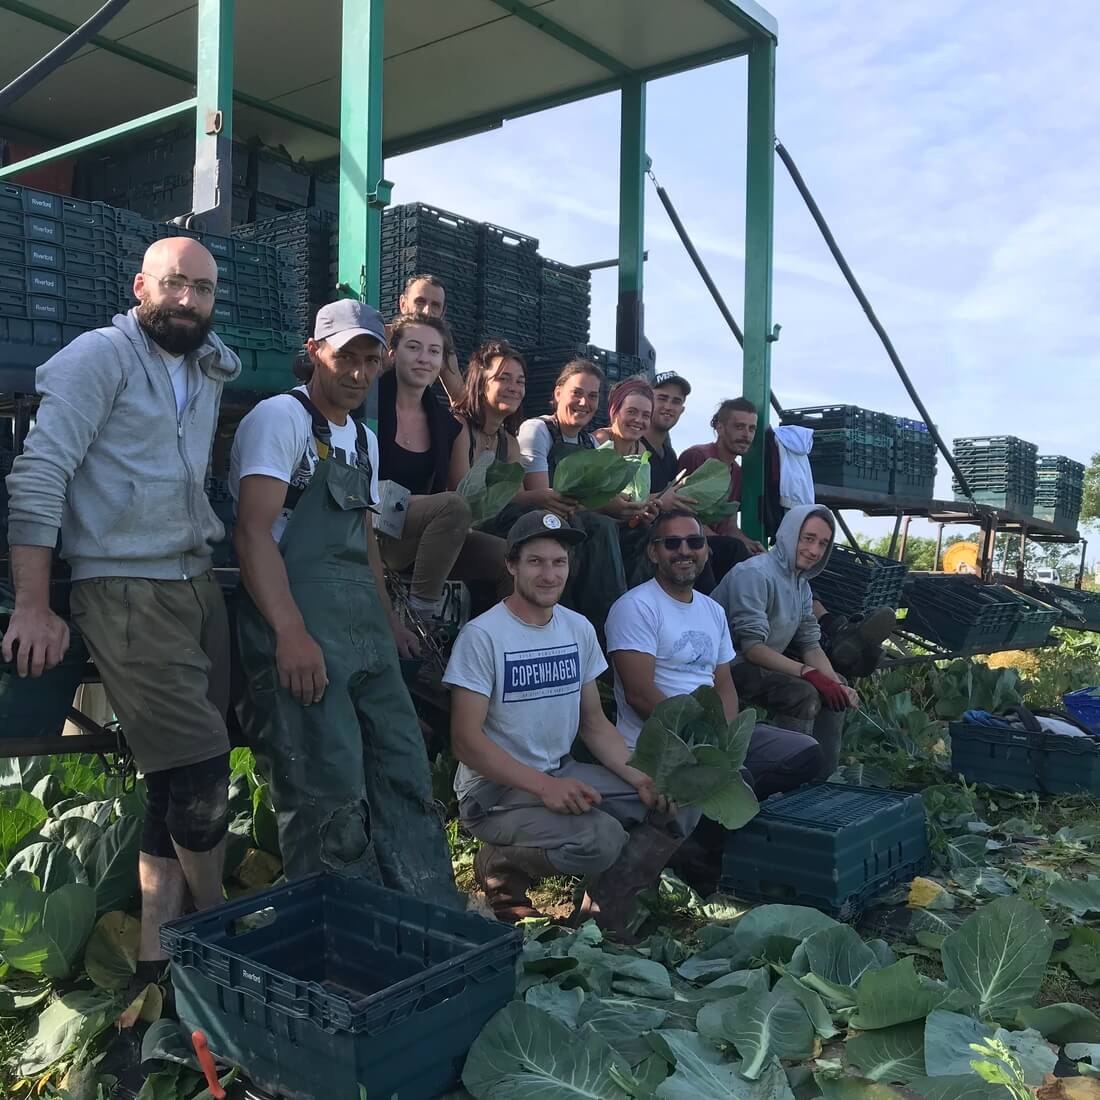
[1064,689,1100,733]
[951,720,1100,794]
[162,874,520,1100]
[720,782,930,918]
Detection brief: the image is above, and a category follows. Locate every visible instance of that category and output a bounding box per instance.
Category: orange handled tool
[191,1030,226,1100]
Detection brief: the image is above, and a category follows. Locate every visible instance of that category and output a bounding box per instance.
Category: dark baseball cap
[505,510,587,553]
[652,370,691,396]
[313,300,388,351]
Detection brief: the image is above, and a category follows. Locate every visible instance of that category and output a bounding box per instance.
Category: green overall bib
[235,451,458,907]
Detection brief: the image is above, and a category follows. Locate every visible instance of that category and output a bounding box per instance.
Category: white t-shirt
[443,601,607,798]
[517,417,582,475]
[605,578,736,749]
[229,386,380,542]
[158,348,188,415]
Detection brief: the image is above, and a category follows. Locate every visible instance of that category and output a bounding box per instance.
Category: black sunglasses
[651,535,707,551]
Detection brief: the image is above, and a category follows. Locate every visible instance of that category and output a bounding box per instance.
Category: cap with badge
[313,300,388,351]
[505,510,587,553]
[652,370,691,396]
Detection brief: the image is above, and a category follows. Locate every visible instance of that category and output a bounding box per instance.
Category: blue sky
[389,0,1099,551]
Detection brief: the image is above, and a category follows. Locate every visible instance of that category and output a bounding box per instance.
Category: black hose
[774,140,974,502]
[649,174,783,417]
[0,0,131,112]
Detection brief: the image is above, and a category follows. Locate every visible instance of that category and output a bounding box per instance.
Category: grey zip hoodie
[5,309,241,581]
[712,503,837,657]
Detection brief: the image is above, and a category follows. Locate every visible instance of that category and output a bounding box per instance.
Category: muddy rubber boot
[474,843,556,923]
[827,606,897,679]
[574,816,685,942]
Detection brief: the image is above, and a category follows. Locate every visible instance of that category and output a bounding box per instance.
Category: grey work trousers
[459,758,702,876]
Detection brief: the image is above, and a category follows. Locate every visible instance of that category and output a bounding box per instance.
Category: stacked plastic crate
[233,208,335,340]
[889,417,936,499]
[379,204,479,359]
[782,405,894,492]
[811,546,908,617]
[0,184,124,393]
[952,436,1037,514]
[1034,455,1084,530]
[477,223,541,350]
[249,149,313,224]
[523,343,648,429]
[538,258,591,346]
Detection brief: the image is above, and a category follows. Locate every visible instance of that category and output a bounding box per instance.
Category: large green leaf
[6,840,87,891]
[993,1027,1056,1085]
[851,958,962,1030]
[799,924,882,988]
[0,788,47,863]
[670,753,759,831]
[0,975,51,1016]
[0,882,96,979]
[553,447,635,509]
[908,1076,1010,1100]
[462,1002,631,1099]
[1015,1003,1100,1043]
[816,1076,907,1100]
[939,897,1052,1020]
[650,1029,791,1100]
[14,987,117,1075]
[923,1010,994,1077]
[847,1021,927,1084]
[39,816,104,870]
[675,460,737,527]
[1054,925,1100,985]
[1047,875,1100,916]
[732,905,840,963]
[252,783,281,857]
[725,987,816,1079]
[84,911,140,990]
[773,975,838,1039]
[630,724,697,789]
[578,996,668,1065]
[457,456,525,526]
[88,815,142,913]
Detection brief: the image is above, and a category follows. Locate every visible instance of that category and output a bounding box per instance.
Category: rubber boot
[574,816,685,941]
[827,607,897,679]
[473,843,556,923]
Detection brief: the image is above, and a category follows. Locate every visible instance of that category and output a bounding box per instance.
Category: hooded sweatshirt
[5,309,241,581]
[712,503,836,658]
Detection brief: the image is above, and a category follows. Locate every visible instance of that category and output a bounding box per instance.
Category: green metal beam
[699,0,779,42]
[615,78,646,356]
[485,0,629,75]
[191,0,234,233]
[339,0,386,306]
[0,98,197,180]
[739,37,776,542]
[0,0,339,140]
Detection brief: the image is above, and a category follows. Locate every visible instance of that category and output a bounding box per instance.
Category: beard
[136,298,212,355]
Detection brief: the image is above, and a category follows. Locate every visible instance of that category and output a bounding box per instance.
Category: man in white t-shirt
[229,301,457,905]
[445,510,687,937]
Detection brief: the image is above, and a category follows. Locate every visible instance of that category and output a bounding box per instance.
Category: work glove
[801,667,850,712]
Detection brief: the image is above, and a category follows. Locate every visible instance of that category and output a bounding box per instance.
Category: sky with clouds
[389,0,1099,551]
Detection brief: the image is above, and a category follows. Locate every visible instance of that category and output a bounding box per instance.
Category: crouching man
[444,510,688,936]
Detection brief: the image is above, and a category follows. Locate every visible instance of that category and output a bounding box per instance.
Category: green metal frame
[337,0,386,306]
[739,36,777,541]
[616,78,647,356]
[192,0,235,234]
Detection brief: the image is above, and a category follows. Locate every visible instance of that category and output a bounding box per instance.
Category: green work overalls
[235,446,458,907]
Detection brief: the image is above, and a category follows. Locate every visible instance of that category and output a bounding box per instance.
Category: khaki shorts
[70,572,230,774]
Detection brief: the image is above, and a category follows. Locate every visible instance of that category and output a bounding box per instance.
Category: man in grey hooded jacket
[2,237,241,993]
[711,503,859,777]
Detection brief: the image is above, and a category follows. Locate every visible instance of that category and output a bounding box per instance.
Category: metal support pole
[1078,540,1088,590]
[887,513,903,560]
[979,517,997,582]
[616,78,646,359]
[1017,530,1027,583]
[339,0,387,306]
[898,516,912,563]
[740,38,776,543]
[190,0,234,234]
[934,523,944,571]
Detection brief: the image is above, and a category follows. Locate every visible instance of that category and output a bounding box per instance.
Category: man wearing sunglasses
[4,237,241,994]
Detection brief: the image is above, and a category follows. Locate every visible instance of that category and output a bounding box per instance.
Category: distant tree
[860,533,939,571]
[1084,452,1100,527]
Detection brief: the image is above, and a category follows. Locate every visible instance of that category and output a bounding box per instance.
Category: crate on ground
[162,873,521,1100]
[1064,688,1100,733]
[720,782,930,918]
[901,575,1021,653]
[812,545,908,616]
[950,719,1100,794]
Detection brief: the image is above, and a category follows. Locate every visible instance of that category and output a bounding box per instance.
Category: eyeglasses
[652,535,707,551]
[142,273,216,300]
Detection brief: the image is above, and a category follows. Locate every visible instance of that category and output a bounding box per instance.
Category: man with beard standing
[3,238,240,990]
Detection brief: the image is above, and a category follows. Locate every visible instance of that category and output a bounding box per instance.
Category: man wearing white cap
[229,300,457,904]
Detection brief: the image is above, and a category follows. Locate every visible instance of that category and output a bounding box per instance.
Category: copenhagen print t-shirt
[443,601,607,798]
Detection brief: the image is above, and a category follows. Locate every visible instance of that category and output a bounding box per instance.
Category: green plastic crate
[162,874,521,1100]
[224,346,297,393]
[951,721,1100,795]
[720,783,929,918]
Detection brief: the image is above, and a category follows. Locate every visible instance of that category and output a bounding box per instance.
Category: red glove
[801,668,850,711]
